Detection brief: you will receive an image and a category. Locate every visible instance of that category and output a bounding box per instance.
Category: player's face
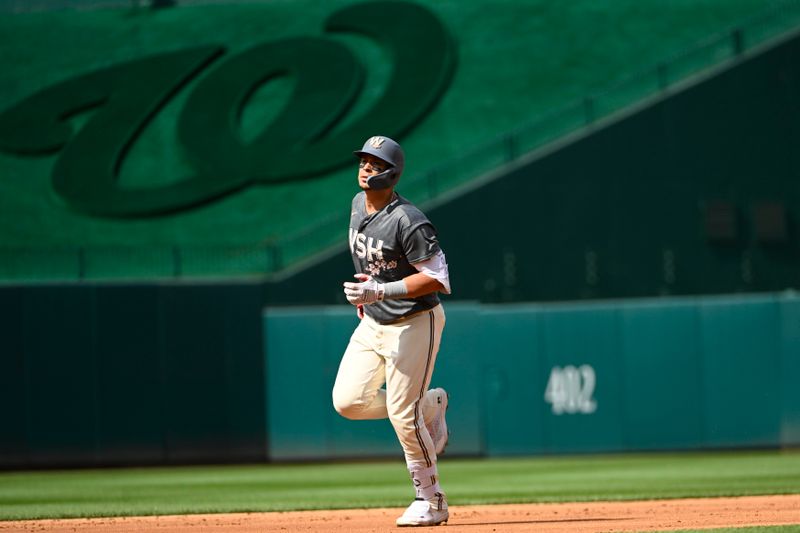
[357,155,390,189]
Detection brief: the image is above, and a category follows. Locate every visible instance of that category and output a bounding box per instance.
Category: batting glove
[343,274,383,305]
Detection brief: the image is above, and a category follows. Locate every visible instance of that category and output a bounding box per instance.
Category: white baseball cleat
[396,497,449,527]
[427,388,450,456]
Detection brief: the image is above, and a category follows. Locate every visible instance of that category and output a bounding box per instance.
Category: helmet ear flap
[365,168,398,190]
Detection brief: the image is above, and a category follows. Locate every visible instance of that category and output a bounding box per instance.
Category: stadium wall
[4,6,800,470]
[1,286,796,467]
[0,282,265,469]
[265,291,800,461]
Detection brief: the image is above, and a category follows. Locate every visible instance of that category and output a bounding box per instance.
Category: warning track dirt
[2,494,799,532]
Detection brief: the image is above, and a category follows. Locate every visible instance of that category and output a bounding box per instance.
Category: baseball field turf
[1,449,798,529]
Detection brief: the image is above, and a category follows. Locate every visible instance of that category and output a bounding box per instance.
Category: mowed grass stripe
[0,450,798,520]
[659,528,800,533]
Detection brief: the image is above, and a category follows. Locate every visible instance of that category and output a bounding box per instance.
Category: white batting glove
[343,274,383,305]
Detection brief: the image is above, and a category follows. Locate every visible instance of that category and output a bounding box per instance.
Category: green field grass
[1,449,798,521]
[672,526,800,533]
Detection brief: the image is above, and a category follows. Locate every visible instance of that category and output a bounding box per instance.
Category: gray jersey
[349,191,441,324]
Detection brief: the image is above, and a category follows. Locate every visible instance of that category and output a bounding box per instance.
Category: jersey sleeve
[402,222,442,264]
[412,249,451,294]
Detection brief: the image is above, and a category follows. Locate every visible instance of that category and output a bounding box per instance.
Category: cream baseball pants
[332,304,446,471]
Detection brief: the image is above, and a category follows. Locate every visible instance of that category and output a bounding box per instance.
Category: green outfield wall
[264,291,800,460]
[0,282,265,469]
[1,285,797,468]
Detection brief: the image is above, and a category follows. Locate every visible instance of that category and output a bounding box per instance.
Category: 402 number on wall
[544,364,597,415]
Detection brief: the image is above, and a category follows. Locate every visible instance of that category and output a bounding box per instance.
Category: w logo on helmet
[369,136,386,149]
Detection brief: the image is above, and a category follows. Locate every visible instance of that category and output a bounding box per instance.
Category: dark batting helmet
[353,135,405,190]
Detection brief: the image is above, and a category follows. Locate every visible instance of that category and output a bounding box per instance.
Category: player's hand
[343,274,384,305]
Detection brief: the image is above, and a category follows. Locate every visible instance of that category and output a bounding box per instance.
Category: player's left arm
[395,222,451,299]
[384,247,451,299]
[399,271,444,299]
[343,249,450,304]
[406,249,451,296]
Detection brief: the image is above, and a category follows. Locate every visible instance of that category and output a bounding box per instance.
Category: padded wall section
[0,282,265,468]
[264,292,800,460]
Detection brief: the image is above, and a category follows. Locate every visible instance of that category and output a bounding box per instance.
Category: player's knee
[333,398,356,419]
[332,390,361,419]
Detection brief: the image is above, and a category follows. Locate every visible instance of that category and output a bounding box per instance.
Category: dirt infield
[3,494,799,532]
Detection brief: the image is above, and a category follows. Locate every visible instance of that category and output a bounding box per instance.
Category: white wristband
[381,280,408,300]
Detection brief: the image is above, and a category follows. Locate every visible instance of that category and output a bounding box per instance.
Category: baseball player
[332,135,452,527]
